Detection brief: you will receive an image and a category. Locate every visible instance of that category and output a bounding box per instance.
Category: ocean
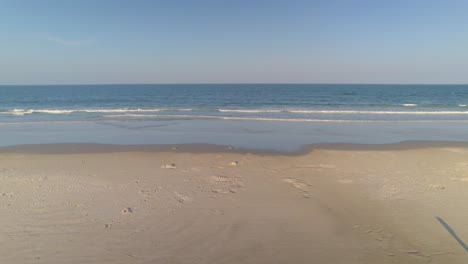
[2,84,468,150]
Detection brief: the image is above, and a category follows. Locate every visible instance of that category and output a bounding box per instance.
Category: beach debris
[121,207,133,214]
[161,163,176,169]
[406,250,419,254]
[429,184,445,190]
[228,161,238,166]
[229,188,237,193]
[171,147,177,150]
[104,223,112,229]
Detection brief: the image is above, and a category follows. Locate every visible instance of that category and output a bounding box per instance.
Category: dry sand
[1,143,468,263]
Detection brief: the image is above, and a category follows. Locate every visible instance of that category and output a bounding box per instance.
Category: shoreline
[3,140,468,155]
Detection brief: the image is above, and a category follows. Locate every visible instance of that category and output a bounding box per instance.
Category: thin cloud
[41,35,94,46]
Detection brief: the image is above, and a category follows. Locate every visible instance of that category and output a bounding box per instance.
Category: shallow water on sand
[2,119,468,151]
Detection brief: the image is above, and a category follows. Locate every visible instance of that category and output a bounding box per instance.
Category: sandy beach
[4,0,468,263]
[0,143,467,263]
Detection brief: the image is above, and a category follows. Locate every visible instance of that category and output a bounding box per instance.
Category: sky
[1,0,468,84]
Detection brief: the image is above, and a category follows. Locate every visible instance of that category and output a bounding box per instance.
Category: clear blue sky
[1,0,468,84]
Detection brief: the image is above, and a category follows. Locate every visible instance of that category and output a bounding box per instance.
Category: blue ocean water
[2,84,468,150]
[2,84,468,122]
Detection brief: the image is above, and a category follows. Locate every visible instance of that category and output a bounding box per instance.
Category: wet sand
[0,142,467,263]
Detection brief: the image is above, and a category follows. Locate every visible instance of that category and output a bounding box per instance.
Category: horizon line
[1,82,468,86]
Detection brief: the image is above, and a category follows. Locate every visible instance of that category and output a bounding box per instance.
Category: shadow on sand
[435,216,468,252]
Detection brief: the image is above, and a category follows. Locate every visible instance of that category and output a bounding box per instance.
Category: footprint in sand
[139,188,160,197]
[161,164,176,169]
[212,189,229,194]
[174,192,192,203]
[429,184,445,189]
[208,175,232,184]
[207,175,244,194]
[337,179,353,184]
[451,177,468,182]
[121,207,133,214]
[283,178,309,192]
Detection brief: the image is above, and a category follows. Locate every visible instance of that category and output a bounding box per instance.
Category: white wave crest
[103,113,348,122]
[102,114,468,123]
[5,108,468,116]
[218,109,283,113]
[1,108,165,116]
[220,109,468,115]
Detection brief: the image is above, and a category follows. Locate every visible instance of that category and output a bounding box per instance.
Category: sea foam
[2,108,164,116]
